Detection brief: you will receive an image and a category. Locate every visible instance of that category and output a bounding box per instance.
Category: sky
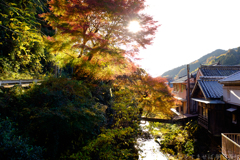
[136,0,240,77]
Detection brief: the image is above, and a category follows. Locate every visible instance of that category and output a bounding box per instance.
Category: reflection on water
[138,121,168,160]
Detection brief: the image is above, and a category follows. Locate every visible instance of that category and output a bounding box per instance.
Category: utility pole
[187,64,191,114]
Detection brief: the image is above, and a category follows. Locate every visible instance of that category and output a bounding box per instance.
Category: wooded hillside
[161,48,240,79]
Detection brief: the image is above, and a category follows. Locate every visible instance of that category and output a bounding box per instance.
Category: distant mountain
[210,47,240,66]
[161,47,240,79]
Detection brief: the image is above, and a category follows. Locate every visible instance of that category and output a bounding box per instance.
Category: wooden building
[191,76,226,135]
[171,72,197,118]
[191,65,240,136]
[219,71,240,133]
[219,71,240,159]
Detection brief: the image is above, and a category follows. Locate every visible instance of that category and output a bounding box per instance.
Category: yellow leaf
[0,13,8,18]
[9,11,14,16]
[10,18,17,21]
[10,23,14,28]
[20,46,26,51]
[25,26,30,30]
[9,3,17,6]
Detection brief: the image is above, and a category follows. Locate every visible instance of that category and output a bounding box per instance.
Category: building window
[203,107,208,119]
[181,84,185,92]
[232,113,237,124]
[173,84,177,92]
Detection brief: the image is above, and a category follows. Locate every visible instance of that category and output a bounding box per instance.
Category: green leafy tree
[71,127,139,160]
[0,1,180,159]
[210,48,240,65]
[147,122,197,156]
[0,78,106,159]
[0,0,52,79]
[0,71,177,159]
[0,117,43,160]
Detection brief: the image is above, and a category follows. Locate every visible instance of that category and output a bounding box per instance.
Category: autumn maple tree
[41,0,158,79]
[0,1,180,159]
[113,68,176,119]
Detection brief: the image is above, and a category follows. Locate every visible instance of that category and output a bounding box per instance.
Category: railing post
[222,133,240,159]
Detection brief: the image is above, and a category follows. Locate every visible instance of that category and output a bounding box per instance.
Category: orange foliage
[113,68,177,117]
[40,0,159,80]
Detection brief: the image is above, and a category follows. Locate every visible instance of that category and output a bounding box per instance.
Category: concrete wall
[172,83,187,99]
[223,86,240,106]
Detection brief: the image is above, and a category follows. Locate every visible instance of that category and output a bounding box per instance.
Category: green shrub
[0,117,43,160]
[0,78,107,159]
[71,127,139,160]
[147,122,197,156]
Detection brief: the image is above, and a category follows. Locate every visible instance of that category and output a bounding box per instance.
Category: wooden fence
[222,133,240,160]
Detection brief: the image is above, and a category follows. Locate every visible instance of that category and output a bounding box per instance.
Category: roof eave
[219,81,240,85]
[191,98,225,104]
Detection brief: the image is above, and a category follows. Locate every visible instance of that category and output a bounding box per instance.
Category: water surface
[138,121,168,160]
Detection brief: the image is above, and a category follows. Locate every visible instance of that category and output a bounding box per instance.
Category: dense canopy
[41,0,159,79]
[0,1,179,159]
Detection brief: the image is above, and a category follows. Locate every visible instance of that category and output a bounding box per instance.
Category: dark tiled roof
[219,71,240,83]
[200,65,240,76]
[200,76,227,79]
[191,71,197,78]
[171,75,188,83]
[198,78,223,99]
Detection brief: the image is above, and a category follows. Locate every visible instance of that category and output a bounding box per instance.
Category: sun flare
[128,21,141,33]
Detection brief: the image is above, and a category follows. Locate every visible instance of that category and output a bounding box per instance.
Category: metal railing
[198,114,208,129]
[0,79,42,88]
[222,133,240,160]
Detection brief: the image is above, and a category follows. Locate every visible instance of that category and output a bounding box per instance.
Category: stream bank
[140,120,222,159]
[138,121,168,160]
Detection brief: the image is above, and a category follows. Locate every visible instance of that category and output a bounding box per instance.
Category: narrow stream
[138,121,168,160]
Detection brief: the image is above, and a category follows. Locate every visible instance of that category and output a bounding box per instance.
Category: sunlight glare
[128,21,141,33]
